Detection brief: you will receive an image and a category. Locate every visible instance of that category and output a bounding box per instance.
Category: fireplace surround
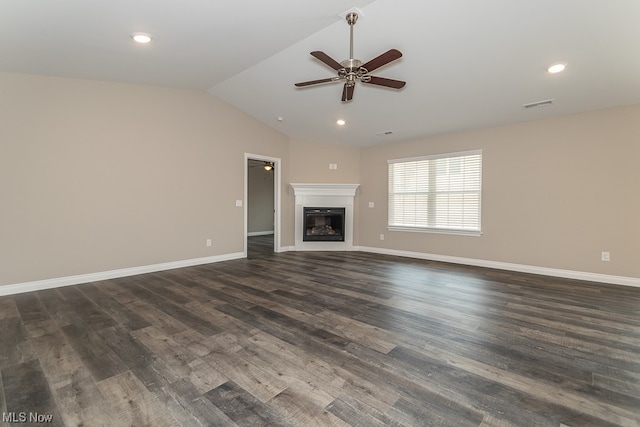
[290,183,359,251]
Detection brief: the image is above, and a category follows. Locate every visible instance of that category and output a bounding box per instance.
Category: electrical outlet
[206,239,212,247]
[368,202,375,208]
[380,234,385,241]
[329,163,338,170]
[601,251,610,262]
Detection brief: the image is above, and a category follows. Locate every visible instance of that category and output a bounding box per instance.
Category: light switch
[368,202,375,208]
[235,200,243,207]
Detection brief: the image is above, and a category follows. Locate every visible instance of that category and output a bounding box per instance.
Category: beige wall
[358,105,640,278]
[2,71,638,287]
[288,138,360,184]
[0,73,290,286]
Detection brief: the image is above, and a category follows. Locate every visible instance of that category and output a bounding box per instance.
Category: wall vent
[523,99,554,109]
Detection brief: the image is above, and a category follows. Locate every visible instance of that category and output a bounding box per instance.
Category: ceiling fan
[295,12,406,102]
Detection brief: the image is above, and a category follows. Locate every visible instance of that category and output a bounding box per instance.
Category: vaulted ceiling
[2,0,639,147]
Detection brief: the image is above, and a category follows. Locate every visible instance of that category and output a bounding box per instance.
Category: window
[388,150,482,234]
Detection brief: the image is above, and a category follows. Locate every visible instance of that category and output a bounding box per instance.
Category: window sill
[387,226,482,237]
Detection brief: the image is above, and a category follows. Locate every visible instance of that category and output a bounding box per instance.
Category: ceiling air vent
[376,131,394,136]
[523,99,554,109]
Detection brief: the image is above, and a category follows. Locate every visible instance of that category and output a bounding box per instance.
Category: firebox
[303,207,345,242]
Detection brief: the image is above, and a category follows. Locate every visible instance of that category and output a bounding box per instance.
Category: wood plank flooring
[1,236,639,426]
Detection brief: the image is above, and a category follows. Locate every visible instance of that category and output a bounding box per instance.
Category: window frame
[387,149,483,236]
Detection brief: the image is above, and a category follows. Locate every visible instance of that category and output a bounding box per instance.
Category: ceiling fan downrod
[346,12,358,60]
[342,12,364,85]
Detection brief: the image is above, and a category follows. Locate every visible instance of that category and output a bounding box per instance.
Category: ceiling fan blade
[295,77,341,87]
[310,51,344,71]
[361,49,403,73]
[363,75,406,89]
[342,84,355,102]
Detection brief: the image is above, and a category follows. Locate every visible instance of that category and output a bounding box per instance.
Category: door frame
[244,153,281,255]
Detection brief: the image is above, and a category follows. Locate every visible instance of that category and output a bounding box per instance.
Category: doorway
[245,153,281,257]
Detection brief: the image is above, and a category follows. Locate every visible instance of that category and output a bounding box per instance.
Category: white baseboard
[8,247,635,296]
[0,252,245,296]
[357,246,640,288]
[247,231,274,237]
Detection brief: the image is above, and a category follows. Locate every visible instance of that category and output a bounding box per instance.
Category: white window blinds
[388,150,482,233]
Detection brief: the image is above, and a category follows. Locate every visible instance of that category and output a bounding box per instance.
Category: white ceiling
[2,0,640,148]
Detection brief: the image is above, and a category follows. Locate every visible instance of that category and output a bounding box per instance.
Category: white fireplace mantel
[290,183,360,251]
[290,183,359,197]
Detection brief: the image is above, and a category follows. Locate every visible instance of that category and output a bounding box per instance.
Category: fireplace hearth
[303,207,345,242]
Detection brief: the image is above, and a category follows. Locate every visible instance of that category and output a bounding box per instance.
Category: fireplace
[290,183,359,251]
[303,207,345,242]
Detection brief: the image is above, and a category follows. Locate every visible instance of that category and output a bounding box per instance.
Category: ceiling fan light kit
[295,12,405,102]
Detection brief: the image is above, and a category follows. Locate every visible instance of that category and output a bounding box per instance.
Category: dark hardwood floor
[247,234,275,259]
[1,241,639,426]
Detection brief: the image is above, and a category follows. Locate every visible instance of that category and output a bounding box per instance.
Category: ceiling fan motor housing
[340,58,363,69]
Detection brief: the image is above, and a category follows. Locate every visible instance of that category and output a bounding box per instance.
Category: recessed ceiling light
[547,63,566,74]
[131,33,152,44]
[336,119,346,126]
